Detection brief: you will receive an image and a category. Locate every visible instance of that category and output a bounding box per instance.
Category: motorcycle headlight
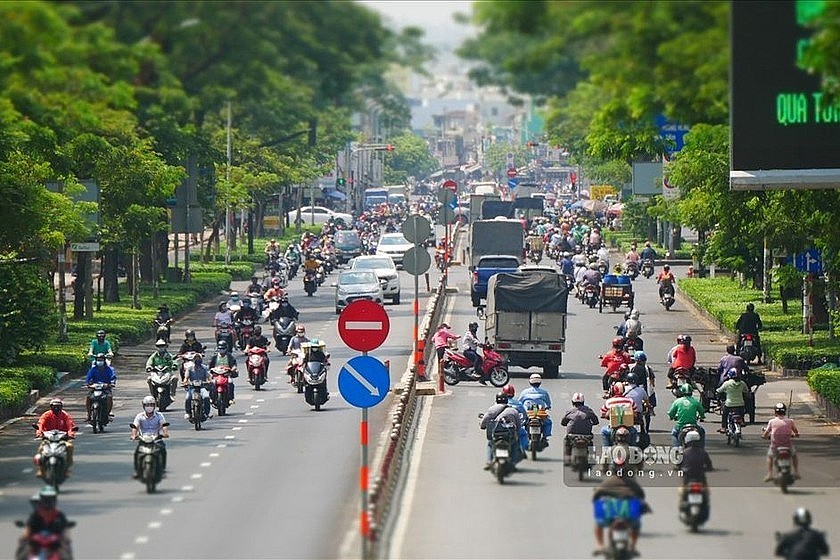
[139,445,155,454]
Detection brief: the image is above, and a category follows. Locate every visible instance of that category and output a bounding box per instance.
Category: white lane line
[245,412,254,416]
[256,398,265,403]
[200,462,212,468]
[216,443,227,448]
[171,496,183,503]
[224,435,235,439]
[238,419,248,423]
[181,485,194,492]
[232,426,242,431]
[21,468,33,474]
[159,508,172,516]
[209,453,220,458]
[147,521,162,529]
[250,405,260,409]
[5,481,20,487]
[135,536,148,544]
[120,553,135,559]
[190,473,202,479]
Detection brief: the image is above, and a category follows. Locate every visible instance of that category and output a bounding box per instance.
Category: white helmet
[630,309,640,319]
[684,430,701,445]
[529,373,542,385]
[572,392,584,405]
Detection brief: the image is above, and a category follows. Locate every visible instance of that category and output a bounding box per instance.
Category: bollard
[437,357,445,394]
[416,339,426,381]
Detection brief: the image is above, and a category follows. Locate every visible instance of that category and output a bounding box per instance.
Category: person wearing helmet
[17,486,73,560]
[667,335,696,388]
[209,340,238,405]
[519,373,554,442]
[34,399,76,477]
[561,392,599,461]
[131,396,170,479]
[146,339,177,405]
[558,250,575,276]
[286,324,311,384]
[591,450,650,557]
[762,402,800,482]
[182,353,211,422]
[667,382,706,447]
[775,508,830,560]
[600,338,632,391]
[264,277,286,302]
[624,309,642,338]
[716,368,749,434]
[226,291,242,312]
[675,429,712,517]
[246,276,264,298]
[717,344,747,385]
[245,324,271,376]
[264,238,280,259]
[178,329,205,356]
[87,329,114,365]
[582,260,602,290]
[432,322,460,363]
[599,382,638,448]
[461,322,485,384]
[233,297,259,343]
[628,351,656,431]
[656,264,676,302]
[479,392,524,469]
[623,372,651,437]
[85,353,116,422]
[154,304,173,343]
[736,302,763,362]
[268,295,299,324]
[640,240,657,264]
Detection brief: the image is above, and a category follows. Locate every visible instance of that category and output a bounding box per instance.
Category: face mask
[96,360,105,367]
[51,407,62,415]
[158,349,166,354]
[144,406,155,414]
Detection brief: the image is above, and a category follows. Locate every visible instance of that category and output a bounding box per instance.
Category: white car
[333,270,383,314]
[350,255,401,304]
[287,206,352,225]
[375,233,413,266]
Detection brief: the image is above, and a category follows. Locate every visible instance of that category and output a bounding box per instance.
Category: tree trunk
[102,246,120,302]
[72,252,87,320]
[670,224,681,256]
[156,230,169,278]
[205,219,220,262]
[125,249,135,297]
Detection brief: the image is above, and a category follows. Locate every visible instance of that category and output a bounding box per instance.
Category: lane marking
[238,419,248,423]
[250,405,260,409]
[209,453,219,458]
[190,473,202,479]
[232,427,242,431]
[216,443,227,448]
[147,521,162,529]
[135,536,148,544]
[120,553,135,559]
[256,399,265,403]
[181,485,194,492]
[245,412,254,416]
[171,496,183,503]
[200,462,212,468]
[21,468,33,474]
[159,508,172,516]
[224,435,235,440]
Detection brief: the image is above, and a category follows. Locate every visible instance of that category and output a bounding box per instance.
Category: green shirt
[145,352,175,371]
[88,339,113,357]
[716,379,748,407]
[667,396,705,429]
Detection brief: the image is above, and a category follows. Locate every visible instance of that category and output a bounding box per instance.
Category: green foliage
[190,262,255,280]
[0,259,56,364]
[382,132,438,183]
[0,366,56,409]
[772,265,802,293]
[807,365,840,408]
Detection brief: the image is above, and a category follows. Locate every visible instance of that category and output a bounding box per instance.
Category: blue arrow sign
[508,178,519,190]
[794,249,822,275]
[338,355,390,409]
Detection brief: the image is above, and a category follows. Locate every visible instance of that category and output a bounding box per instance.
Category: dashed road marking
[250,405,260,409]
[21,468,33,474]
[238,419,248,423]
[147,521,162,529]
[245,412,254,416]
[190,473,202,479]
[120,553,135,559]
[224,435,235,440]
[200,462,211,468]
[160,508,172,516]
[209,453,219,458]
[135,536,148,544]
[181,485,194,492]
[232,426,242,431]
[216,443,227,448]
[256,398,265,403]
[171,496,183,503]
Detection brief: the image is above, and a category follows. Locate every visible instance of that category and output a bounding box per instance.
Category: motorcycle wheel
[296,373,304,394]
[531,444,538,461]
[217,393,227,416]
[254,374,263,391]
[488,367,510,387]
[733,433,740,447]
[143,457,156,494]
[442,366,460,385]
[578,463,585,482]
[192,400,202,431]
[43,463,58,490]
[496,463,505,484]
[314,389,322,412]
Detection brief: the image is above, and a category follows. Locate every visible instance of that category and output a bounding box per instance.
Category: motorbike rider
[178,329,205,356]
[268,295,299,324]
[246,275,264,297]
[561,392,599,462]
[582,261,603,290]
[246,325,271,376]
[735,302,763,361]
[624,243,640,268]
[145,339,177,403]
[264,238,280,259]
[208,340,237,405]
[519,373,553,443]
[600,337,632,392]
[226,291,243,312]
[640,241,658,264]
[717,344,747,385]
[559,251,575,276]
[87,329,114,365]
[182,353,211,421]
[667,334,696,387]
[600,382,638,447]
[656,264,676,302]
[85,354,116,422]
[592,453,650,557]
[629,352,656,431]
[233,297,259,338]
[154,304,173,342]
[775,508,830,560]
[131,396,169,478]
[675,430,712,508]
[623,372,651,435]
[34,399,76,477]
[461,322,485,384]
[16,486,73,560]
[668,383,706,447]
[623,309,642,338]
[762,402,801,482]
[264,276,287,301]
[596,243,611,270]
[716,368,749,434]
[214,301,234,333]
[479,392,524,470]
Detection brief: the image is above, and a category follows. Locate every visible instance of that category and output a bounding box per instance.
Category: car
[333,270,383,314]
[349,255,401,304]
[287,206,352,226]
[375,233,413,266]
[333,229,363,264]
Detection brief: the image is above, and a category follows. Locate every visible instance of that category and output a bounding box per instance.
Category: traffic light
[336,177,347,188]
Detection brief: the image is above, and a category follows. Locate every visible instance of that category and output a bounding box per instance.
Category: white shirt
[132,411,167,436]
[624,385,648,415]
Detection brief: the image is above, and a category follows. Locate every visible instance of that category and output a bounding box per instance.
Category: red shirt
[601,349,631,378]
[37,410,76,437]
[671,345,697,370]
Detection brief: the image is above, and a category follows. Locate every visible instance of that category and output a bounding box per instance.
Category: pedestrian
[432,322,460,362]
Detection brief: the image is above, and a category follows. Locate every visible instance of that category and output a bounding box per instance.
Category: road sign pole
[414,267,420,379]
[361,403,370,559]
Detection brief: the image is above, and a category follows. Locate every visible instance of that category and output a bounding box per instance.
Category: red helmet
[618,363,630,373]
[612,337,624,349]
[611,382,625,397]
[502,384,515,398]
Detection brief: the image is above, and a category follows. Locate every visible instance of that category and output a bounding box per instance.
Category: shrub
[807,365,840,408]
[190,262,255,280]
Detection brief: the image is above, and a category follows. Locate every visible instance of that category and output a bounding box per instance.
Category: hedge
[189,262,256,280]
[603,230,692,260]
[192,227,321,265]
[0,366,56,409]
[679,277,840,369]
[807,364,840,408]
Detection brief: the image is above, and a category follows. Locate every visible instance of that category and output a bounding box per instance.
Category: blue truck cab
[471,255,521,307]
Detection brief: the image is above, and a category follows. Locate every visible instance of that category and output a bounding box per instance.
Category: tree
[382,133,438,184]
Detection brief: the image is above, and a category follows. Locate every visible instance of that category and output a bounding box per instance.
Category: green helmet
[679,383,693,397]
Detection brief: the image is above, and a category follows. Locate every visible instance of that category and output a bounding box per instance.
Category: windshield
[336,231,360,244]
[339,271,377,285]
[379,235,408,246]
[354,258,394,270]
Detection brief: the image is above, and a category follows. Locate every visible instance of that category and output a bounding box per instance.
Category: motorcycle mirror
[129,423,137,429]
[66,520,77,529]
[31,423,38,429]
[478,413,485,419]
[14,520,25,528]
[70,426,79,432]
[162,422,170,428]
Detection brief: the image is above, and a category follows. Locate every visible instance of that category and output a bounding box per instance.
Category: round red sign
[338,300,391,352]
[442,179,457,192]
[507,168,517,178]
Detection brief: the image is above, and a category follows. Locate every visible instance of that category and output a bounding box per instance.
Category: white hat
[529,373,542,384]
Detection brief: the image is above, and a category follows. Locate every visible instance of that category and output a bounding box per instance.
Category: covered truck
[485,270,568,378]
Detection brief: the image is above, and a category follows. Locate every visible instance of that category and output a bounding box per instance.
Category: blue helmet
[633,351,647,362]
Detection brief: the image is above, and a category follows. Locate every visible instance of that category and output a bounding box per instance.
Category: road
[388,256,840,559]
[0,246,438,559]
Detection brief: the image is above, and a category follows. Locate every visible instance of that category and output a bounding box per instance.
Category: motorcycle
[568,434,593,481]
[595,497,644,560]
[528,248,543,264]
[262,296,281,321]
[32,425,76,490]
[236,317,255,352]
[679,482,709,532]
[773,446,795,493]
[725,409,743,447]
[641,259,654,279]
[87,382,111,434]
[210,365,235,416]
[434,248,447,271]
[737,333,760,364]
[315,265,326,287]
[525,405,550,460]
[302,350,329,411]
[215,324,235,350]
[303,270,317,296]
[584,283,600,309]
[483,417,517,484]
[185,379,210,430]
[130,425,167,493]
[14,519,75,560]
[147,365,175,412]
[624,261,639,280]
[273,316,296,355]
[154,318,172,344]
[442,344,510,387]
[246,346,268,390]
[660,286,675,310]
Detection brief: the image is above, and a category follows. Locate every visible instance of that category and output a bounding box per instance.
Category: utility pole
[225,101,232,265]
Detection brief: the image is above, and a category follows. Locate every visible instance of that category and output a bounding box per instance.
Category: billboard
[730,1,840,189]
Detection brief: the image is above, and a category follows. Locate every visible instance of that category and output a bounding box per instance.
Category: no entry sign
[338,300,390,352]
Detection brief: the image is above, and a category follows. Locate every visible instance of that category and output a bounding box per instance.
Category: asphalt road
[387,255,840,560]
[0,247,438,559]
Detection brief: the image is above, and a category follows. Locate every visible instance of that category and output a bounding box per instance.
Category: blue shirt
[86,365,117,385]
[560,258,574,275]
[519,386,552,409]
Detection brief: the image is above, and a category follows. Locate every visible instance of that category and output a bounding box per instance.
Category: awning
[461,163,481,174]
[324,189,347,201]
[429,169,445,179]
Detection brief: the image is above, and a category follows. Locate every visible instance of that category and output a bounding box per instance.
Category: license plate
[744,340,752,347]
[495,448,509,458]
[777,459,790,467]
[529,427,541,435]
[612,530,628,542]
[688,493,703,504]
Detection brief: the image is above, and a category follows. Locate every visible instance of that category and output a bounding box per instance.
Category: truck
[385,185,407,205]
[468,192,501,223]
[468,218,525,307]
[485,270,568,378]
[364,187,388,209]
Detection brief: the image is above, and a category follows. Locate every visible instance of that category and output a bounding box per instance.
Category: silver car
[333,270,383,314]
[375,233,413,266]
[350,255,401,304]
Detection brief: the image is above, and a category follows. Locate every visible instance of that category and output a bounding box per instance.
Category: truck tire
[544,363,560,379]
[471,294,481,307]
